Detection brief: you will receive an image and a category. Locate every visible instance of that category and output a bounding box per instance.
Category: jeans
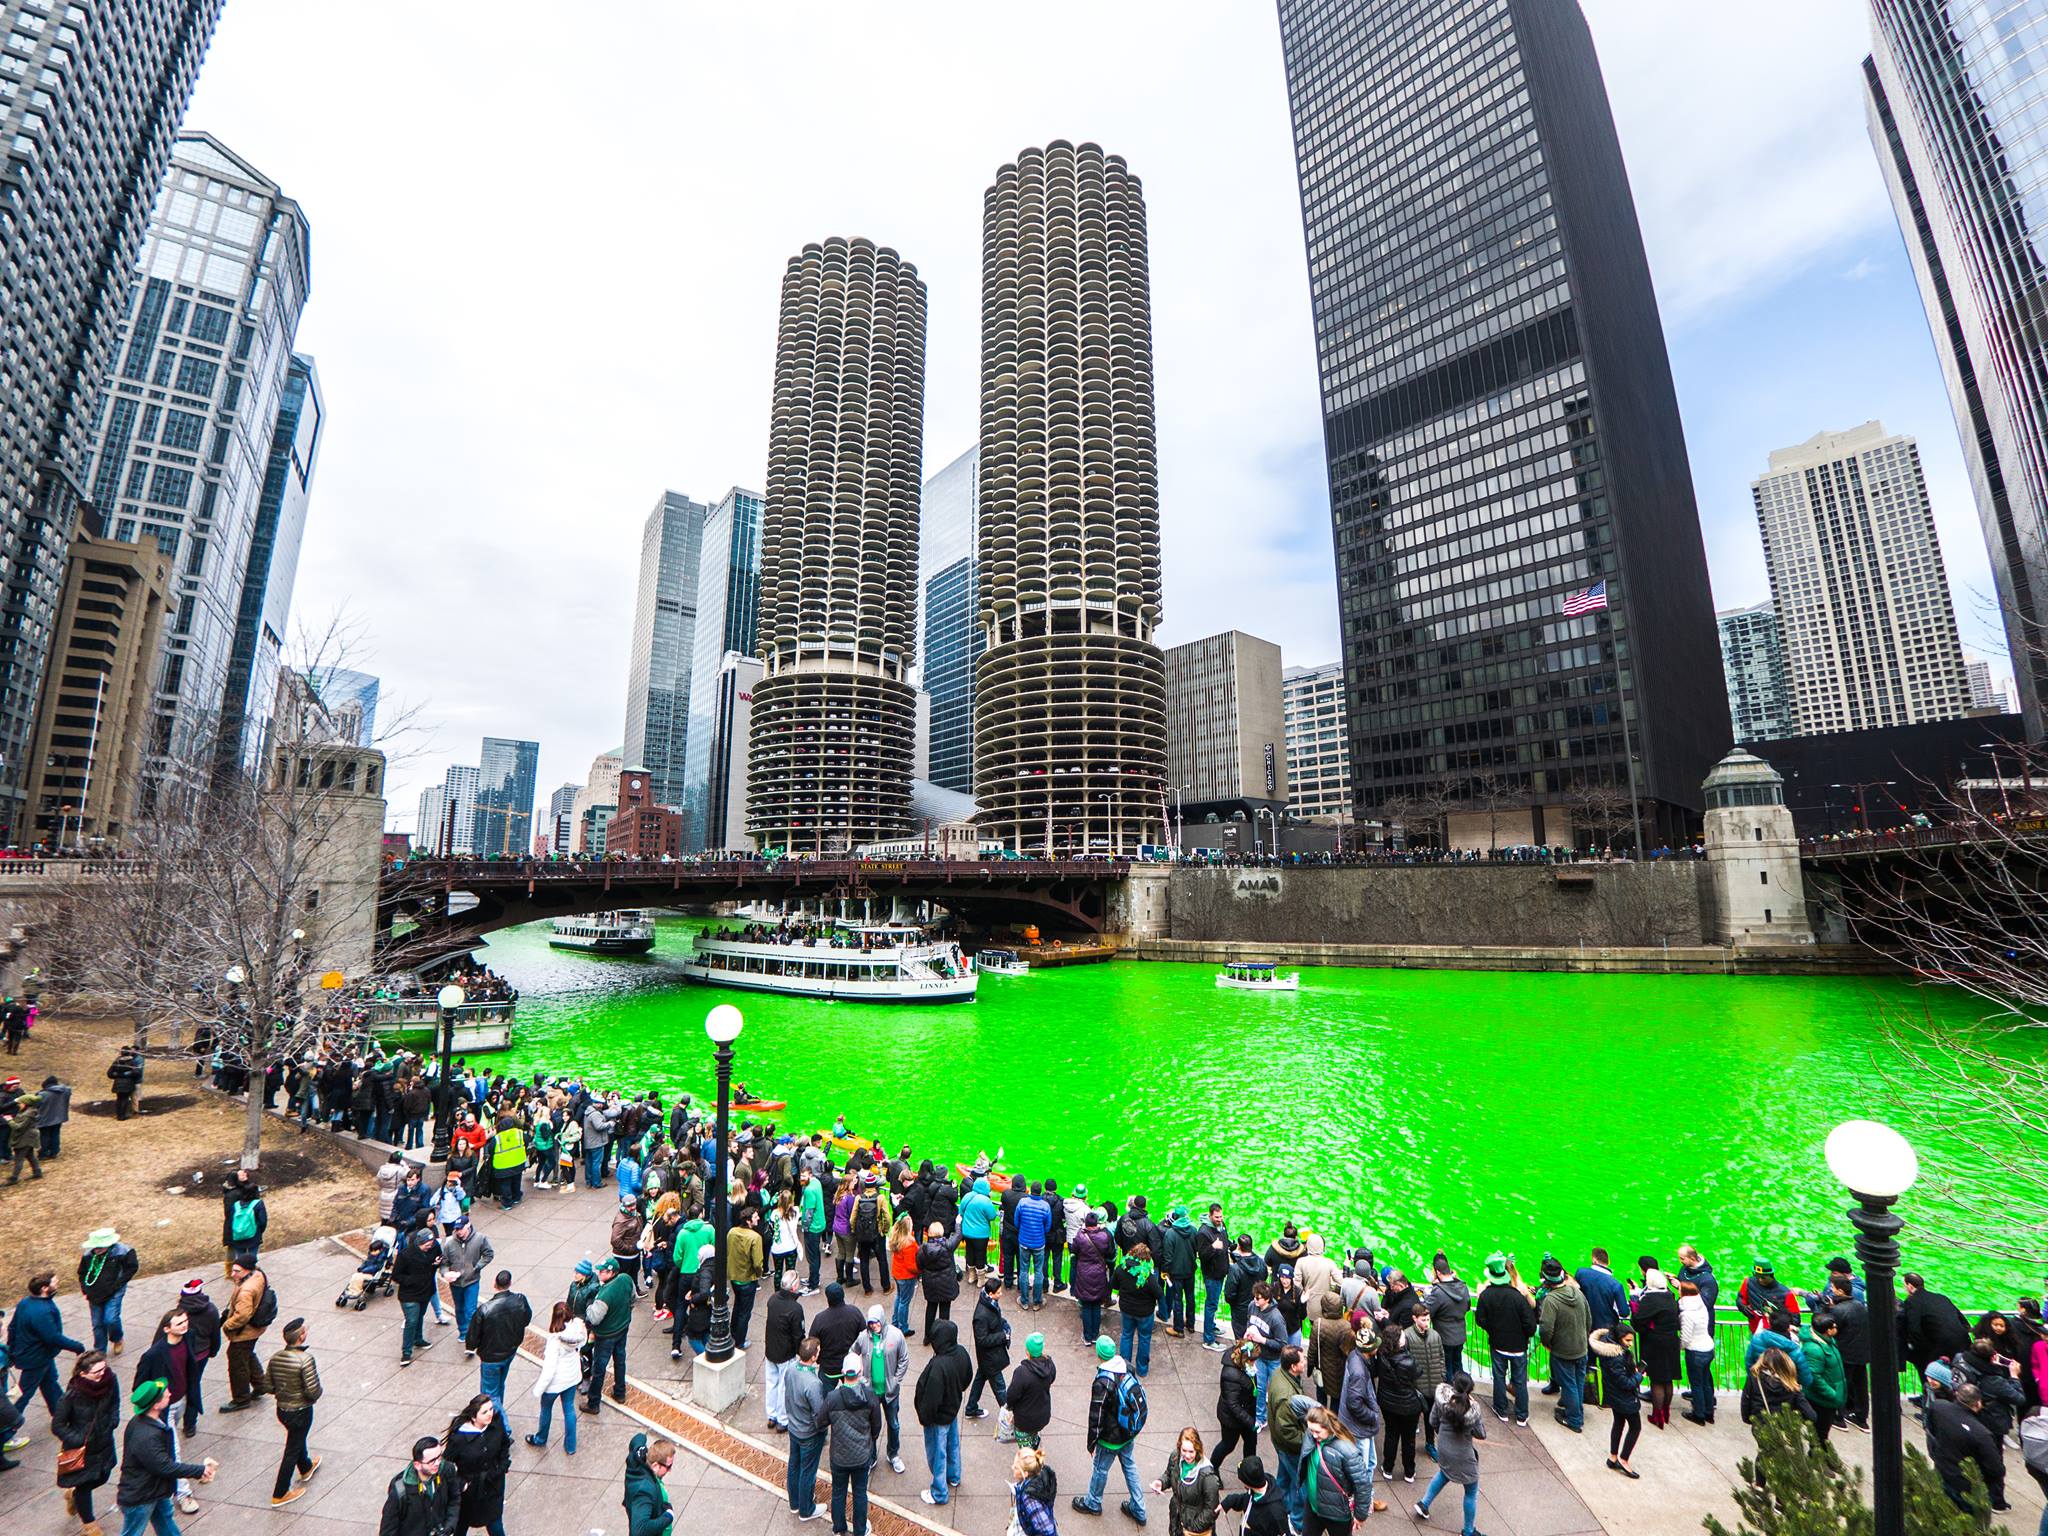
[1083,1441,1144,1517]
[273,1405,314,1498]
[1079,1301,1103,1344]
[38,1123,58,1157]
[881,1393,901,1460]
[1420,1471,1478,1536]
[181,1359,207,1435]
[968,1365,1007,1415]
[118,1498,181,1536]
[534,1388,577,1453]
[1202,1278,1224,1344]
[893,1277,917,1332]
[452,1280,480,1337]
[1164,1276,1194,1332]
[1490,1350,1528,1422]
[403,1118,425,1150]
[1552,1353,1587,1430]
[805,1229,824,1290]
[402,1300,428,1359]
[923,1419,961,1502]
[831,1460,870,1535]
[766,1358,794,1426]
[90,1290,128,1350]
[1254,1354,1278,1425]
[1119,1313,1156,1376]
[586,1333,628,1405]
[731,1281,757,1348]
[1019,1247,1047,1308]
[1685,1349,1717,1421]
[15,1357,58,1415]
[1274,1444,1304,1528]
[479,1356,511,1426]
[585,1147,605,1187]
[788,1431,825,1516]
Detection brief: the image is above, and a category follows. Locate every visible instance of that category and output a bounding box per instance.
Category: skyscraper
[441,762,478,857]
[1965,658,2013,715]
[920,445,981,794]
[303,668,378,748]
[747,237,926,853]
[1866,3,2048,733]
[1276,0,1724,847]
[1165,631,1288,818]
[621,491,706,808]
[218,354,323,773]
[473,736,538,857]
[1753,422,1971,735]
[82,132,313,798]
[1282,662,1353,822]
[1717,602,1794,743]
[0,0,224,838]
[974,141,1167,856]
[546,781,578,854]
[679,488,761,850]
[416,783,447,855]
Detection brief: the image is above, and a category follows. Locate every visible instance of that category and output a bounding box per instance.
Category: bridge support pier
[1107,863,1171,942]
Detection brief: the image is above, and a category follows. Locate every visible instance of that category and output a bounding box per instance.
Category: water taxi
[679,920,978,1004]
[549,910,657,954]
[1215,959,1300,992]
[975,948,1030,976]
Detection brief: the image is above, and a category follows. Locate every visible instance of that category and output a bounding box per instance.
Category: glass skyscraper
[919,444,980,794]
[1717,602,1793,744]
[0,0,224,838]
[1866,0,2048,733]
[473,736,538,857]
[621,490,706,807]
[679,487,761,850]
[1276,0,1723,846]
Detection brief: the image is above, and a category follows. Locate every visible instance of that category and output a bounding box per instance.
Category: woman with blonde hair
[1737,1347,1815,1488]
[888,1213,919,1333]
[770,1188,801,1290]
[1300,1406,1370,1536]
[1011,1443,1059,1536]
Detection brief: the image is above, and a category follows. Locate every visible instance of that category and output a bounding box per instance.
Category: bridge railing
[388,855,1133,882]
[1802,816,2048,858]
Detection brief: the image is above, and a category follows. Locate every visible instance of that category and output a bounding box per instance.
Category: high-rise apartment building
[1277,0,1724,847]
[748,238,926,853]
[1965,658,2013,715]
[441,762,478,857]
[0,0,223,839]
[920,444,981,794]
[1717,602,1794,744]
[1754,422,1971,735]
[1282,662,1353,822]
[622,491,706,808]
[217,353,322,773]
[709,653,763,851]
[974,142,1167,855]
[473,736,538,857]
[1165,632,1288,821]
[83,132,313,799]
[680,488,760,850]
[1866,4,2048,733]
[416,783,446,855]
[546,781,577,854]
[569,747,622,855]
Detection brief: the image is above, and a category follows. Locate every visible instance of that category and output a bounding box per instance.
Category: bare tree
[1410,776,1461,851]
[1374,792,1416,852]
[1566,775,1632,856]
[1469,771,1523,852]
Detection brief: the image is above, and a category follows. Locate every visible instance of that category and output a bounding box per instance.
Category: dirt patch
[0,1016,376,1286]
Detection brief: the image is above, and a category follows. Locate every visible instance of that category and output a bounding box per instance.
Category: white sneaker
[176,1495,201,1515]
[436,1315,452,1326]
[890,1456,905,1474]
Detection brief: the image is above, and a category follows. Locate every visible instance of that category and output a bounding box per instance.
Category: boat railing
[359,997,515,1025]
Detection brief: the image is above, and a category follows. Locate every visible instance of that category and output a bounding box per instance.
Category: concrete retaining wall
[1127,937,1886,975]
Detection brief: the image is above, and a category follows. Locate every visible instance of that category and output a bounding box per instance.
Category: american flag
[1562,579,1609,617]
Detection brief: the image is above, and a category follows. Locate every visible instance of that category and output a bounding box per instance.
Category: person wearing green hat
[1472,1254,1536,1426]
[78,1229,138,1356]
[1005,1333,1056,1448]
[116,1377,216,1534]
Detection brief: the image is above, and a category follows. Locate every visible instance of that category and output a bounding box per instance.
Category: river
[481,917,2041,1305]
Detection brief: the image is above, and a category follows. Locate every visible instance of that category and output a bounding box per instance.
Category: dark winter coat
[78,1244,139,1305]
[116,1414,207,1509]
[1070,1226,1115,1303]
[1159,1455,1223,1536]
[918,1238,959,1303]
[377,1463,458,1536]
[1008,1354,1057,1437]
[52,1377,120,1488]
[178,1291,221,1362]
[1223,1250,1266,1312]
[764,1289,806,1366]
[7,1292,83,1371]
[1899,1287,1971,1370]
[1217,1358,1257,1435]
[446,1417,511,1530]
[1374,1340,1423,1418]
[807,1300,865,1380]
[1425,1276,1471,1347]
[824,1380,883,1472]
[1473,1282,1537,1355]
[394,1238,441,1304]
[972,1294,1011,1372]
[913,1318,973,1426]
[1113,1259,1163,1319]
[623,1431,675,1536]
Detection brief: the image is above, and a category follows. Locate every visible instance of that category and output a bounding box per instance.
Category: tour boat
[1215,960,1300,992]
[678,921,979,1004]
[548,910,657,955]
[975,948,1030,976]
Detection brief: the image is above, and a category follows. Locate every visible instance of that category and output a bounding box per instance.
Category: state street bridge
[377,856,1129,971]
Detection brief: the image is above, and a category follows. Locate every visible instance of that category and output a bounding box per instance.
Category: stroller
[337,1224,398,1309]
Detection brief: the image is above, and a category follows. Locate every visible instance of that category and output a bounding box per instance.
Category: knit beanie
[1095,1337,1116,1362]
[1026,1333,1044,1359]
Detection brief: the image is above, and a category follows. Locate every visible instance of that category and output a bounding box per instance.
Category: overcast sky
[182,1,2011,830]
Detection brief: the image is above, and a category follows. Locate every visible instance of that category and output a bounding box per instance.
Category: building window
[188,304,232,344]
[161,409,204,451]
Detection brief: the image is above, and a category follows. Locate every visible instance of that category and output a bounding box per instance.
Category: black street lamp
[1825,1119,1920,1536]
[430,982,465,1162]
[704,1002,744,1365]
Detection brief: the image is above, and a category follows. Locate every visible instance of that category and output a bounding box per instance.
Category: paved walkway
[3,1163,2038,1535]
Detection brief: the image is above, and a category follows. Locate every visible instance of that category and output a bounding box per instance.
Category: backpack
[855,1193,880,1242]
[231,1200,259,1243]
[251,1273,278,1330]
[1108,1373,1148,1442]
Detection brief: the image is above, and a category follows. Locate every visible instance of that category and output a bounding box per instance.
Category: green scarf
[1123,1256,1155,1288]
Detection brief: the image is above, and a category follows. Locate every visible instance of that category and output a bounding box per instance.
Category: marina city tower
[746,238,927,853]
[973,141,1167,856]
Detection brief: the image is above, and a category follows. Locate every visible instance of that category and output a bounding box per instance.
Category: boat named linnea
[549,910,657,955]
[680,921,978,1004]
[1216,959,1300,992]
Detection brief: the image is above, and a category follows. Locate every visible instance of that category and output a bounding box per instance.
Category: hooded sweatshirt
[1425,1274,1472,1347]
[913,1318,973,1425]
[1294,1235,1342,1314]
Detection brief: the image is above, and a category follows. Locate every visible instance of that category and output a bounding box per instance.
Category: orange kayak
[955,1164,1013,1193]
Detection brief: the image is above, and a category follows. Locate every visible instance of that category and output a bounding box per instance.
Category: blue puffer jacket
[1015,1195,1053,1250]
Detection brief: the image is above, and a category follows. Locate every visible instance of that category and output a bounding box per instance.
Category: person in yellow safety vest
[490,1122,527,1211]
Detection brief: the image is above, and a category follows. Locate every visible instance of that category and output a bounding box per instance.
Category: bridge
[376,856,1134,970]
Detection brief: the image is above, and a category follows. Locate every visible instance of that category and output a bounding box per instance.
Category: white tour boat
[975,948,1031,976]
[549,910,657,955]
[679,920,978,1004]
[1215,959,1300,992]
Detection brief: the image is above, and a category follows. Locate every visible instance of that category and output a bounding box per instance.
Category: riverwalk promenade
[4,1152,2037,1536]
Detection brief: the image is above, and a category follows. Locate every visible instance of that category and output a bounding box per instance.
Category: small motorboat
[975,948,1030,976]
[1216,960,1300,992]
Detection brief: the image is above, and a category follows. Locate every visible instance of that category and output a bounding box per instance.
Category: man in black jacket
[173,1277,222,1437]
[1115,1196,1161,1264]
[1900,1274,1971,1394]
[378,1435,457,1536]
[394,1229,442,1366]
[806,1282,865,1382]
[1924,1385,2009,1513]
[913,1318,973,1507]
[764,1271,806,1432]
[118,1379,216,1531]
[466,1269,531,1429]
[1005,1331,1057,1448]
[999,1179,1025,1290]
[1044,1177,1068,1295]
[966,1278,1011,1421]
[1224,1236,1267,1346]
[1825,1274,1872,1430]
[1473,1255,1538,1425]
[1196,1204,1232,1350]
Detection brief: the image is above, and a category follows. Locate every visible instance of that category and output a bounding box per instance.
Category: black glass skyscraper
[1276,0,1723,844]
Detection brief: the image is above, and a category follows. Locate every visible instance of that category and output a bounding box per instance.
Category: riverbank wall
[1124,936,1887,974]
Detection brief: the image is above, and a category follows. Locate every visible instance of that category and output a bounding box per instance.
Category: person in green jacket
[584,1258,634,1412]
[1266,1345,1310,1528]
[1799,1312,1847,1443]
[673,1209,715,1277]
[800,1170,828,1293]
[622,1431,675,1536]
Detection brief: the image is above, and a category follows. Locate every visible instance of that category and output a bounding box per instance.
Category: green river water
[482,917,2043,1304]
